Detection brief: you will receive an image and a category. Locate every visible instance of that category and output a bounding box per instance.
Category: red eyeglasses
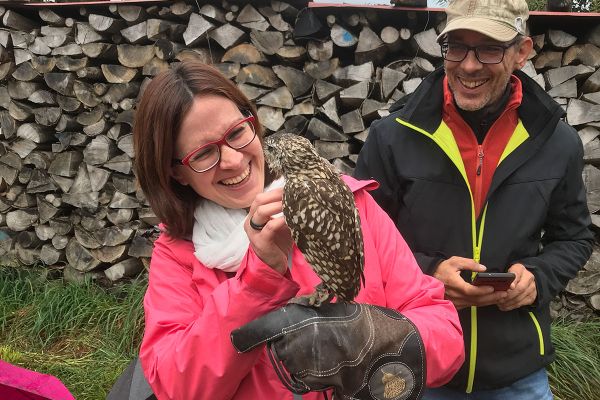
[173,115,257,173]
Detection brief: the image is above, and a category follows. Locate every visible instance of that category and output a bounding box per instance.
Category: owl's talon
[288,285,333,308]
[287,296,313,307]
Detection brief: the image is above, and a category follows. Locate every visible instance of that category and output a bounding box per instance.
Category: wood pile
[0,2,598,314]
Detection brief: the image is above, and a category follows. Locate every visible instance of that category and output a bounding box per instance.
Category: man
[354,0,593,398]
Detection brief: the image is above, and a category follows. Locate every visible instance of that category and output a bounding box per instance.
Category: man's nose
[461,49,484,72]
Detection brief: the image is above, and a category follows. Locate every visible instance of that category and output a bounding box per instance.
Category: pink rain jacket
[140,176,464,400]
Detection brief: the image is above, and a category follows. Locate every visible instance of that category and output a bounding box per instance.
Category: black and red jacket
[355,68,593,391]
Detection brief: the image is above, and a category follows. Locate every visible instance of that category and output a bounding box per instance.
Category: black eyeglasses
[173,115,257,173]
[441,39,519,64]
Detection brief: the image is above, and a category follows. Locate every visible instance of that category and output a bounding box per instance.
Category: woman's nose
[218,145,244,169]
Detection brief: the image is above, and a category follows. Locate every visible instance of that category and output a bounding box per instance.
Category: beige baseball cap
[437,0,529,43]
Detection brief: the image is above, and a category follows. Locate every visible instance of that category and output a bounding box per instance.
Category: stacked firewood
[0,1,598,316]
[540,27,600,319]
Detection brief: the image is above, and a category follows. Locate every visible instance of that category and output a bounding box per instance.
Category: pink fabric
[139,176,464,400]
[0,360,75,400]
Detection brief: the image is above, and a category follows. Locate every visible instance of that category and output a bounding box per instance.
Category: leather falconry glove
[230,302,425,400]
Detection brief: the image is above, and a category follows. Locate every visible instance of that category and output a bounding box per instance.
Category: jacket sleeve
[518,124,594,307]
[354,120,446,276]
[357,189,465,387]
[139,235,300,400]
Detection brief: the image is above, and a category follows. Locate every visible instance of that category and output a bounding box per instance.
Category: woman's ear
[171,165,189,186]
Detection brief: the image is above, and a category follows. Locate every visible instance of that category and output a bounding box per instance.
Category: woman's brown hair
[133,62,264,239]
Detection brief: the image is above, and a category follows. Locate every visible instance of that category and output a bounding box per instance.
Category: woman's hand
[245,188,293,274]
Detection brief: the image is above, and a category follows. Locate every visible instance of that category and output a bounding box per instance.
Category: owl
[263,133,364,306]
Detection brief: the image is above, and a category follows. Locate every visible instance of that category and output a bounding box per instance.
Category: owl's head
[263,133,318,175]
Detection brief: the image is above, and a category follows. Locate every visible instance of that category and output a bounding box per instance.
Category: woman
[134,61,464,400]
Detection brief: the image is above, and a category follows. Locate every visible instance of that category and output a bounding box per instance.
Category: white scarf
[192,178,285,272]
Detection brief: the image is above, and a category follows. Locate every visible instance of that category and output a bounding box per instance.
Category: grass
[0,265,599,399]
[548,319,600,400]
[0,266,146,399]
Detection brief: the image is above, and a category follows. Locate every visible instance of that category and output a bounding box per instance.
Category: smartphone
[471,272,516,291]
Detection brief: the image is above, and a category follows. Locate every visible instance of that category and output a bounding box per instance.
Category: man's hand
[434,256,508,309]
[497,263,537,311]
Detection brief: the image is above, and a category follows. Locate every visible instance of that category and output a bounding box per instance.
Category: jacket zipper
[395,117,484,392]
[466,207,487,393]
[474,146,484,214]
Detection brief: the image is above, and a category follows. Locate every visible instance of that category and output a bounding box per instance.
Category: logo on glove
[383,371,406,398]
[369,363,414,400]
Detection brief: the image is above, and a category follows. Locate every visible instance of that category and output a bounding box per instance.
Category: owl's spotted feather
[263,133,364,305]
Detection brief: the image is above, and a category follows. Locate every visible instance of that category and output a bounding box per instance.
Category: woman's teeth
[221,166,250,185]
[460,78,487,89]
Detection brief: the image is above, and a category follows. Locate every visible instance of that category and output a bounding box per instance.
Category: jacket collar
[391,67,445,134]
[392,67,564,141]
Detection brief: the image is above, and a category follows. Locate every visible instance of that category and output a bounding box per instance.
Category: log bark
[257,87,294,109]
[412,28,442,59]
[89,14,125,34]
[66,238,102,272]
[31,56,56,74]
[237,64,280,88]
[44,72,75,96]
[209,24,246,50]
[567,99,600,126]
[101,64,139,83]
[183,14,215,46]
[12,62,40,81]
[548,29,577,49]
[222,43,266,64]
[75,23,105,45]
[331,24,358,48]
[104,258,143,281]
[117,44,155,68]
[236,4,269,31]
[117,5,146,23]
[314,79,342,103]
[355,26,386,65]
[307,40,333,62]
[272,65,314,98]
[308,117,347,141]
[121,21,148,44]
[39,9,66,26]
[333,62,373,86]
[154,39,182,61]
[250,31,282,58]
[380,26,403,53]
[341,109,365,135]
[304,58,339,80]
[56,56,89,72]
[3,10,36,32]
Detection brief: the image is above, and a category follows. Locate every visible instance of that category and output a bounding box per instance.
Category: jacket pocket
[528,311,545,356]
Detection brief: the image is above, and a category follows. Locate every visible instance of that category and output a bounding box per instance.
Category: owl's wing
[283,177,364,301]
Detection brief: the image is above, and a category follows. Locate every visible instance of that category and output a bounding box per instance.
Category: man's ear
[514,37,534,70]
[171,166,189,186]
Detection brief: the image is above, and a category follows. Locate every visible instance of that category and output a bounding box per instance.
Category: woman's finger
[250,201,283,227]
[248,189,283,212]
